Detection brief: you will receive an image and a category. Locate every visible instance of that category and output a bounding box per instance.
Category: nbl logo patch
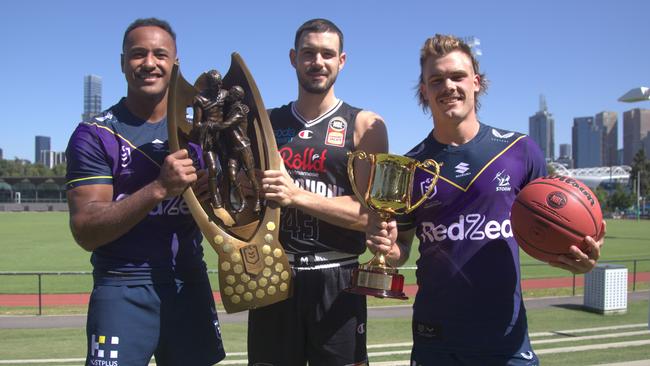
[325,117,347,147]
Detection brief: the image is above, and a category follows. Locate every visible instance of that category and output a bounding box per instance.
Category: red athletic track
[1,273,648,307]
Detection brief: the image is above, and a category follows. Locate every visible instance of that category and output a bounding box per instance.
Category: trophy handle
[347,151,376,211]
[405,158,441,213]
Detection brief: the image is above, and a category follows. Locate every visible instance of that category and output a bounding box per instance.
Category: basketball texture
[511,175,603,263]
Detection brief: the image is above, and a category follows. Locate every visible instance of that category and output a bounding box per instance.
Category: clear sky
[1,0,648,162]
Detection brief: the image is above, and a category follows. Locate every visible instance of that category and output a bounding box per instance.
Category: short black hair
[122,18,176,51]
[294,18,344,53]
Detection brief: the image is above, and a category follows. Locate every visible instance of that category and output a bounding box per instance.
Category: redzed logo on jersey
[325,117,347,147]
[279,147,328,172]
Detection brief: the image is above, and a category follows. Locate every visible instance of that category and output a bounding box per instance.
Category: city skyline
[0,0,649,160]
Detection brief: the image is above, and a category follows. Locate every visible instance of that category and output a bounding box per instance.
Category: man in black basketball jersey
[247,18,388,366]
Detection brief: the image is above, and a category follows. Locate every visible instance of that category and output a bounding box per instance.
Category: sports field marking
[533,330,650,345]
[534,339,650,354]
[1,322,648,365]
[530,323,649,337]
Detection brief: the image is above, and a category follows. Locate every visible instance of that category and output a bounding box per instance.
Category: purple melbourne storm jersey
[65,99,207,285]
[399,123,546,354]
[269,100,365,256]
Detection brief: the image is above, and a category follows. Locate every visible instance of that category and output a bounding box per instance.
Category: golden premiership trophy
[167,53,291,313]
[347,151,441,299]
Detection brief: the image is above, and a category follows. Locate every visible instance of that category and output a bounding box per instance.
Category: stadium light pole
[618,86,649,221]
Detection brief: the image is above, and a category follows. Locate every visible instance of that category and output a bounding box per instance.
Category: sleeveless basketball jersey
[269,100,366,256]
[399,123,547,354]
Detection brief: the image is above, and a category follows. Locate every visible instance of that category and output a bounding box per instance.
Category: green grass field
[0,300,648,365]
[1,212,649,294]
[0,212,649,365]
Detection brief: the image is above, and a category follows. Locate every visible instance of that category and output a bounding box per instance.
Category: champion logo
[491,129,514,139]
[357,323,366,334]
[298,130,313,139]
[455,162,470,174]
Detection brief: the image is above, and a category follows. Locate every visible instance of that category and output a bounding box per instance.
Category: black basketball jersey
[269,100,366,255]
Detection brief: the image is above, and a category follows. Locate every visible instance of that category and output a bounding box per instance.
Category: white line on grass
[530,323,649,338]
[532,330,650,345]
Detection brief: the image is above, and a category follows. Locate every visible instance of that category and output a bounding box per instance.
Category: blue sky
[1,0,648,162]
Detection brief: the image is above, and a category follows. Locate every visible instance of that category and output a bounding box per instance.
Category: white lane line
[533,330,650,345]
[530,323,649,337]
[535,340,650,354]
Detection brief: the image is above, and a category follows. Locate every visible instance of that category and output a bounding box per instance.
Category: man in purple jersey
[247,19,388,366]
[366,34,606,365]
[65,18,225,365]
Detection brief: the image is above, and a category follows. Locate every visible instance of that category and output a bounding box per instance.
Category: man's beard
[297,70,337,95]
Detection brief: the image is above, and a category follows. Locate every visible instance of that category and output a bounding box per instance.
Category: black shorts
[85,281,225,366]
[247,263,368,366]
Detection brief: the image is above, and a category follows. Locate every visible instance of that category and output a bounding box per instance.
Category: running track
[2,273,649,307]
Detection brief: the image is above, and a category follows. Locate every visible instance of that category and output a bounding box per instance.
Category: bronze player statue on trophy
[192,69,228,209]
[222,85,262,213]
[192,69,261,214]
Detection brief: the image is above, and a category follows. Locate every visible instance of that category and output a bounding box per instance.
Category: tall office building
[528,95,555,160]
[559,143,572,159]
[0,148,3,160]
[557,143,573,168]
[82,74,102,121]
[34,136,51,165]
[595,111,618,166]
[623,108,650,165]
[572,117,602,168]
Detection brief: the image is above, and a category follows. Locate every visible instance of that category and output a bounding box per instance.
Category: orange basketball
[511,175,603,263]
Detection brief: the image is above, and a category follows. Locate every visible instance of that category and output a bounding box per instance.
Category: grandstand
[0,176,67,211]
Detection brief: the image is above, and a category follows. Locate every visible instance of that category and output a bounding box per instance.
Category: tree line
[0,159,66,177]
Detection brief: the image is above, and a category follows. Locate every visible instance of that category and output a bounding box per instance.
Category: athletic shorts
[247,262,368,366]
[411,332,539,366]
[85,281,225,366]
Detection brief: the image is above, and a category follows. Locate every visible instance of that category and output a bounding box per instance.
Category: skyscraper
[572,117,602,168]
[557,143,573,168]
[83,74,102,121]
[595,111,618,166]
[623,108,650,165]
[528,95,555,160]
[35,136,51,165]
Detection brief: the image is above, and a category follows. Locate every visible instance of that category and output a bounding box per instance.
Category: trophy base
[345,267,408,300]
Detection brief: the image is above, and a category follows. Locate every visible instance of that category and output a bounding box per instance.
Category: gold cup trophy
[167,53,291,313]
[346,151,441,299]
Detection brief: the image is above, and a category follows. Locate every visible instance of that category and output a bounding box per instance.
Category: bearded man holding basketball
[366,34,605,365]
